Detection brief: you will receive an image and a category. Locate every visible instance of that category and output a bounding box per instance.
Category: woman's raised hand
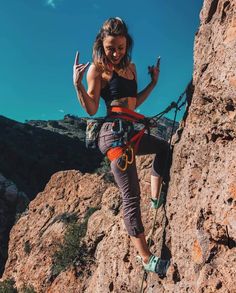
[148,57,160,86]
[73,51,90,89]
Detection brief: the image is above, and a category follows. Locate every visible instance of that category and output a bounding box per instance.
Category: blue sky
[0,0,203,122]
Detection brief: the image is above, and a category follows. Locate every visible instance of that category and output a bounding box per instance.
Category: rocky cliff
[1,0,236,292]
[166,0,236,292]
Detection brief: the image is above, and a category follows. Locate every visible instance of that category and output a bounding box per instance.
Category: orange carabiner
[117,153,128,172]
[126,145,134,165]
[116,145,134,172]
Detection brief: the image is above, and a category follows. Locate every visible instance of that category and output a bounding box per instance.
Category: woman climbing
[73,17,170,277]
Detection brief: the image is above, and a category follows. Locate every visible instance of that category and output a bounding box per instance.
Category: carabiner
[126,145,134,164]
[117,153,128,172]
[116,145,134,172]
[111,119,124,135]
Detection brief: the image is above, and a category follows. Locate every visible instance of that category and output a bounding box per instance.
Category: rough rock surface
[0,174,29,276]
[1,0,236,292]
[1,164,160,293]
[165,0,236,292]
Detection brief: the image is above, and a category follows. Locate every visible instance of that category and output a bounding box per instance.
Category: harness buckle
[111,119,124,135]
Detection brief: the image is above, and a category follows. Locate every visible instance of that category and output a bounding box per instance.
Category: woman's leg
[130,233,151,264]
[138,134,169,201]
[99,126,170,274]
[151,175,163,199]
[110,157,151,262]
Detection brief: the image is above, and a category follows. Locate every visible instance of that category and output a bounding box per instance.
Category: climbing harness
[106,77,191,172]
[106,107,153,171]
[139,81,192,293]
[106,100,180,171]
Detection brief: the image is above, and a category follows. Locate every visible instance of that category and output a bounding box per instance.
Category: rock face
[1,170,121,292]
[166,0,236,292]
[1,157,172,293]
[1,0,236,292]
[0,174,28,276]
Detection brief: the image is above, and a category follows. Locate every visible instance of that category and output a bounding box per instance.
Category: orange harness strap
[108,106,145,121]
[107,145,134,171]
[107,146,123,161]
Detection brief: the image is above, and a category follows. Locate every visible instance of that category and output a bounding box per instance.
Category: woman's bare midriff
[108,97,137,110]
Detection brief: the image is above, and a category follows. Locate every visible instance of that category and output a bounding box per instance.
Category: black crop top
[100,70,137,104]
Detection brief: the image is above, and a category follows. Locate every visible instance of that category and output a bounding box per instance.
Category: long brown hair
[92,17,133,71]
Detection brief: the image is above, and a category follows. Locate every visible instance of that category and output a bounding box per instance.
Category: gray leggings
[98,122,169,237]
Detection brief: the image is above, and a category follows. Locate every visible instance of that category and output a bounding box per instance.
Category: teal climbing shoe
[143,255,170,278]
[151,192,165,209]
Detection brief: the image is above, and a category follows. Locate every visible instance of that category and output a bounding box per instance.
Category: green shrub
[0,278,17,293]
[84,207,99,222]
[95,157,114,183]
[19,284,36,293]
[57,213,78,224]
[24,240,31,255]
[51,207,99,277]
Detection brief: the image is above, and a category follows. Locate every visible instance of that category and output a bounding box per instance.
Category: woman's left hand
[148,63,160,86]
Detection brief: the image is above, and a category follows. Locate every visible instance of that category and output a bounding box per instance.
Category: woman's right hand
[73,51,90,89]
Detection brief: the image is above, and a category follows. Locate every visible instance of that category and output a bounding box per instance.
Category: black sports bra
[100,70,137,104]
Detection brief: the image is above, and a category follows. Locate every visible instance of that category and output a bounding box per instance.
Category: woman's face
[103,35,127,65]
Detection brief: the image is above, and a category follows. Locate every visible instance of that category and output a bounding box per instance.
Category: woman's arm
[136,81,156,108]
[133,63,160,108]
[73,52,101,116]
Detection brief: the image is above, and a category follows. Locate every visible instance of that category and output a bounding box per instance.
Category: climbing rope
[139,190,162,293]
[139,80,191,293]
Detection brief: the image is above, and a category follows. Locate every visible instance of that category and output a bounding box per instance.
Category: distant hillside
[0,115,103,199]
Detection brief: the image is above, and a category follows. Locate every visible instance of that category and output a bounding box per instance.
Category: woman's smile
[103,35,127,65]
